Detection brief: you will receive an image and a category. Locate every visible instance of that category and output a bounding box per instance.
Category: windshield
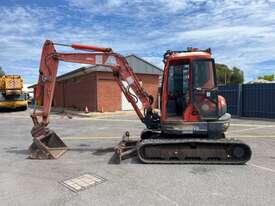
[192,59,215,89]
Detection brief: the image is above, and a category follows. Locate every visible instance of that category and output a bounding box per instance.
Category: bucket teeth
[28,129,68,159]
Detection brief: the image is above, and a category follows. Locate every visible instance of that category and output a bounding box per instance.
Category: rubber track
[137,138,252,164]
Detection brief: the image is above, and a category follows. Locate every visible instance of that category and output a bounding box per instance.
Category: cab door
[191,59,219,120]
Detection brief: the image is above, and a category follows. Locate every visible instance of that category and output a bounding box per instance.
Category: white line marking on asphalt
[230,123,275,127]
[248,163,275,173]
[97,127,108,130]
[95,118,140,122]
[73,119,275,125]
[227,135,275,138]
[68,118,275,126]
[0,115,30,119]
[63,136,123,140]
[155,191,179,206]
[63,135,275,141]
[230,125,273,133]
[70,117,140,122]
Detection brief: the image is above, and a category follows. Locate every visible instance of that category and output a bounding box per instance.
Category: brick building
[52,55,162,112]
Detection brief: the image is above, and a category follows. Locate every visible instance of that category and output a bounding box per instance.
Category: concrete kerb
[51,107,161,118]
[51,107,137,118]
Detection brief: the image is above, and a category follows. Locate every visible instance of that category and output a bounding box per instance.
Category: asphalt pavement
[0,109,275,206]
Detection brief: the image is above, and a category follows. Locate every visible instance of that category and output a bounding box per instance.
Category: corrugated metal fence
[218,83,275,118]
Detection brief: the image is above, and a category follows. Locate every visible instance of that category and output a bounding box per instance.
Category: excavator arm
[30,40,160,159]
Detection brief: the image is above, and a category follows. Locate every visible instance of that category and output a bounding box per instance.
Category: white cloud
[67,0,194,17]
[1,1,275,83]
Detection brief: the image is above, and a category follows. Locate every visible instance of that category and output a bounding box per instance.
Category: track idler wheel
[230,145,251,161]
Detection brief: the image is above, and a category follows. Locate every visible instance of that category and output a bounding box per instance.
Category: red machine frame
[31,40,158,138]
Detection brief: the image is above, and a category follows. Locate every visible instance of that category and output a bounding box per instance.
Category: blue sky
[0,0,275,84]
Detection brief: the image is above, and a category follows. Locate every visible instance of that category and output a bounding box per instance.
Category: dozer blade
[114,140,138,164]
[113,132,138,164]
[29,130,68,159]
[137,138,252,164]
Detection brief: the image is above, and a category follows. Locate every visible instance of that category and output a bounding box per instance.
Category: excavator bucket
[28,129,68,159]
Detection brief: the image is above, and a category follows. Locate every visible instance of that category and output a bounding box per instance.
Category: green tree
[257,74,274,81]
[215,64,244,85]
[0,66,5,77]
[230,67,244,84]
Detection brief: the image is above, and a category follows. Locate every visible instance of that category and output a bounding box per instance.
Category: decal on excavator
[95,55,103,64]
[105,56,117,65]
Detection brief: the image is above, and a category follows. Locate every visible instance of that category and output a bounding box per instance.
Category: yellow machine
[0,75,28,110]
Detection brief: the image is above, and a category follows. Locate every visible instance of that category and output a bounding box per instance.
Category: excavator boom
[29,40,159,159]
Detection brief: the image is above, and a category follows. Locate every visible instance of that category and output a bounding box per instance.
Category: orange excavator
[29,40,252,164]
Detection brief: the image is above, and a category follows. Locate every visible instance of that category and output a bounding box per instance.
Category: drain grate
[61,174,106,192]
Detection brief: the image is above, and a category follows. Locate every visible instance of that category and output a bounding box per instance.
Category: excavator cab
[137,49,251,164]
[160,49,231,137]
[164,50,220,122]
